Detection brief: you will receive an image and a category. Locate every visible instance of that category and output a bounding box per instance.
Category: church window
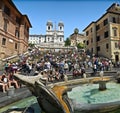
[48,26,50,30]
[60,26,62,30]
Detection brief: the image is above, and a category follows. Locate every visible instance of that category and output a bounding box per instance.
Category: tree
[65,38,71,46]
[77,43,85,49]
[28,43,35,48]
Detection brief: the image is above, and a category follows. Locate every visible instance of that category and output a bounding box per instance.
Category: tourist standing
[64,61,69,74]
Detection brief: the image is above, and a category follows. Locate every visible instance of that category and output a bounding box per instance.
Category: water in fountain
[0,96,41,113]
[67,81,120,104]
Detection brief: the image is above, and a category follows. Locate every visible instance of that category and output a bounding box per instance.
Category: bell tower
[58,21,64,43]
[58,21,64,31]
[46,21,53,31]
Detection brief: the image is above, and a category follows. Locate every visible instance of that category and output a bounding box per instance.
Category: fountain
[91,71,110,91]
[67,71,120,113]
[13,71,120,113]
[67,81,120,113]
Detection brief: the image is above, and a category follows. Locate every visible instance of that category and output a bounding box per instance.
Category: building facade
[28,35,40,44]
[69,28,86,47]
[29,21,64,47]
[83,3,120,62]
[0,0,32,59]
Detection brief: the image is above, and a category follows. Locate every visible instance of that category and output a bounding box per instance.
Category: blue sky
[13,0,117,39]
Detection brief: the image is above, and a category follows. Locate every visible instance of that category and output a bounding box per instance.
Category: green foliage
[77,43,85,49]
[28,43,35,48]
[65,38,71,46]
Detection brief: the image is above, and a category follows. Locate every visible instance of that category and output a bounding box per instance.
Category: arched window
[48,26,50,30]
[60,26,62,30]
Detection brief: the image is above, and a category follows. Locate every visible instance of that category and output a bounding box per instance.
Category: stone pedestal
[99,81,107,91]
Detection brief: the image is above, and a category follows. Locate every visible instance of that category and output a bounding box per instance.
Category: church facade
[29,21,64,47]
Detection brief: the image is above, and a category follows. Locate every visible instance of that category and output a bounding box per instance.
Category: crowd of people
[19,50,87,84]
[0,60,21,93]
[18,49,116,85]
[0,48,119,92]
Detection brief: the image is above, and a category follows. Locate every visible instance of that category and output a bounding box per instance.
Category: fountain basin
[67,82,120,113]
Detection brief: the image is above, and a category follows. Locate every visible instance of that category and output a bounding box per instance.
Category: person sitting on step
[8,73,19,89]
[0,73,9,93]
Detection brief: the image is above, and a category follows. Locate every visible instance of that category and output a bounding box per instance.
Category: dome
[58,21,64,26]
[46,21,53,26]
[74,28,79,34]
